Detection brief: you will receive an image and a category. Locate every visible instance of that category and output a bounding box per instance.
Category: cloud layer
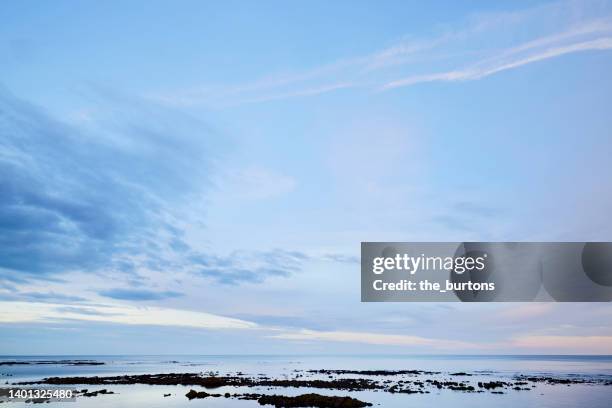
[0,88,216,281]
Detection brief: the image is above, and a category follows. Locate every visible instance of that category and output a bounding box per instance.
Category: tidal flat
[1,355,611,407]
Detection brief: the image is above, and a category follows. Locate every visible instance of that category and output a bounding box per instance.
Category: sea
[1,354,611,407]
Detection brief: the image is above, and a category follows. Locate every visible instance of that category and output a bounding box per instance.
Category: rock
[185,389,221,400]
[81,389,114,397]
[256,393,373,407]
[24,373,383,391]
[307,369,439,376]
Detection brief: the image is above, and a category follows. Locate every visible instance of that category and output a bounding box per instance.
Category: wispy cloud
[190,248,356,285]
[271,329,478,350]
[512,335,612,354]
[0,291,87,303]
[382,37,612,90]
[271,326,612,354]
[98,288,183,301]
[0,301,256,330]
[498,304,556,320]
[152,3,612,106]
[234,82,356,105]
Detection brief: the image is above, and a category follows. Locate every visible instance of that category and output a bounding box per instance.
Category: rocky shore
[12,369,612,407]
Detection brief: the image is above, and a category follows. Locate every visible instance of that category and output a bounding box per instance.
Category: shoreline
[5,366,610,407]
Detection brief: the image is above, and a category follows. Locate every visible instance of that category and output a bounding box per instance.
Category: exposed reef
[184,389,372,407]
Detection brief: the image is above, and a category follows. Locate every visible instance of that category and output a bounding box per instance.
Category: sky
[1,0,612,355]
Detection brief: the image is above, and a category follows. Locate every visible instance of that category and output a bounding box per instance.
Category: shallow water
[1,355,611,407]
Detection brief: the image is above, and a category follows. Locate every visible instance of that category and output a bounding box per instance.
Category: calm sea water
[1,355,611,407]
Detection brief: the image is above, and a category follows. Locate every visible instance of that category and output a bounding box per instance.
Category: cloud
[0,301,256,330]
[98,288,183,301]
[193,249,307,285]
[6,291,87,303]
[498,304,555,320]
[54,306,120,316]
[381,37,612,90]
[319,254,360,264]
[511,335,612,354]
[234,82,355,105]
[152,2,612,106]
[0,89,354,289]
[192,249,358,285]
[0,87,218,281]
[271,329,478,350]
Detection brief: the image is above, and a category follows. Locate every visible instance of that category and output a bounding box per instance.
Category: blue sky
[1,0,612,355]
